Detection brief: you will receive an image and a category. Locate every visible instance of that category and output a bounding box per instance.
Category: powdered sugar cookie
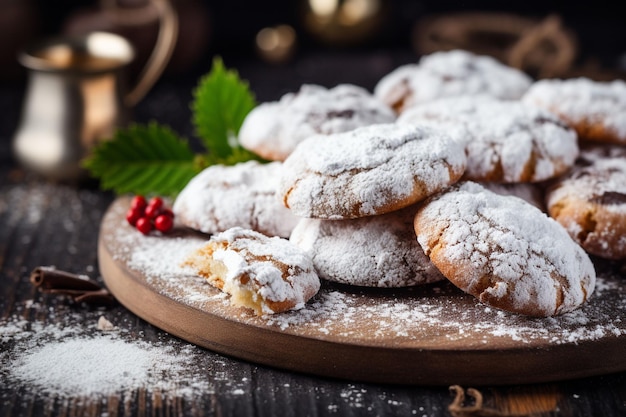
[546,146,626,260]
[173,161,299,238]
[290,205,444,287]
[279,123,467,219]
[238,84,396,161]
[374,49,532,113]
[397,95,578,183]
[182,227,320,315]
[414,181,595,317]
[522,77,626,145]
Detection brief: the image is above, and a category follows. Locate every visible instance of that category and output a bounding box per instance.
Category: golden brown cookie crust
[546,146,626,260]
[414,182,595,317]
[397,95,579,183]
[374,49,532,112]
[238,84,396,161]
[522,77,626,145]
[279,123,467,219]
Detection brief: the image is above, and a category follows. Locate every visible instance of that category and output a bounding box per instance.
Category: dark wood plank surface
[2,53,626,417]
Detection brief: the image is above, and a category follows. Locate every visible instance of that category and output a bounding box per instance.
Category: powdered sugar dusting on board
[102,198,626,347]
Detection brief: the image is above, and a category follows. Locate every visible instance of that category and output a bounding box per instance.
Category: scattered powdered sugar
[12,338,190,397]
[0,315,213,401]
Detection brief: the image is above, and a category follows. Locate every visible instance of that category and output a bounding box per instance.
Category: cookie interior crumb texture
[183,227,321,315]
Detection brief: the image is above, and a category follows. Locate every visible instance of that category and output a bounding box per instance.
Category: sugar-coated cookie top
[374,49,532,110]
[398,95,578,183]
[547,147,626,214]
[416,182,596,316]
[290,206,444,287]
[210,227,320,310]
[522,77,626,139]
[172,161,299,238]
[279,123,467,219]
[238,84,396,161]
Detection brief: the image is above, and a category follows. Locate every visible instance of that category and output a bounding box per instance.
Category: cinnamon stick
[30,266,116,305]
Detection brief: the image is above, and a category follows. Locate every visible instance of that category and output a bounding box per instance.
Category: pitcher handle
[120,0,179,107]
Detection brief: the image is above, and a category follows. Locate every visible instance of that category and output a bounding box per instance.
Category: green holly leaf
[83,123,200,197]
[192,56,258,160]
[85,59,262,197]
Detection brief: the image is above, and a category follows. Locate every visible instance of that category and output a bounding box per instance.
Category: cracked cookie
[374,49,532,113]
[289,205,444,287]
[173,161,299,238]
[182,227,320,315]
[414,181,596,317]
[522,77,626,145]
[397,95,579,183]
[278,123,467,219]
[546,145,626,260]
[238,84,396,161]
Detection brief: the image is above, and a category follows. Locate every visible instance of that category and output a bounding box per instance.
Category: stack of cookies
[176,49,626,318]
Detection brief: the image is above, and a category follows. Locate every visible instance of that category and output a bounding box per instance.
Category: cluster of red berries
[126,196,174,235]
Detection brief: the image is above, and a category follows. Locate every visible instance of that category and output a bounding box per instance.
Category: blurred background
[1,0,625,171]
[2,0,626,83]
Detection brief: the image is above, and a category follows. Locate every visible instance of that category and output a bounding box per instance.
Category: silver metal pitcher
[13,0,178,182]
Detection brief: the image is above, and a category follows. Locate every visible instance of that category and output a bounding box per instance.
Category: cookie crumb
[97,316,115,331]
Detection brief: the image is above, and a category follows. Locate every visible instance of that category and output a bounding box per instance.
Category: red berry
[135,217,152,235]
[126,208,142,226]
[145,205,161,219]
[131,195,147,211]
[154,214,173,232]
[160,208,175,218]
[148,197,163,210]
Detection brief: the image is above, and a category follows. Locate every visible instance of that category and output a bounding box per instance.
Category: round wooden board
[99,197,626,386]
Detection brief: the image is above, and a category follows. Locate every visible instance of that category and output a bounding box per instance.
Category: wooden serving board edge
[98,228,626,386]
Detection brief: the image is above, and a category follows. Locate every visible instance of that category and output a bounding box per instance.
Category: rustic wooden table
[1,53,626,417]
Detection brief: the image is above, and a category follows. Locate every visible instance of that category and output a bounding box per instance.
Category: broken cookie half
[183,227,321,315]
